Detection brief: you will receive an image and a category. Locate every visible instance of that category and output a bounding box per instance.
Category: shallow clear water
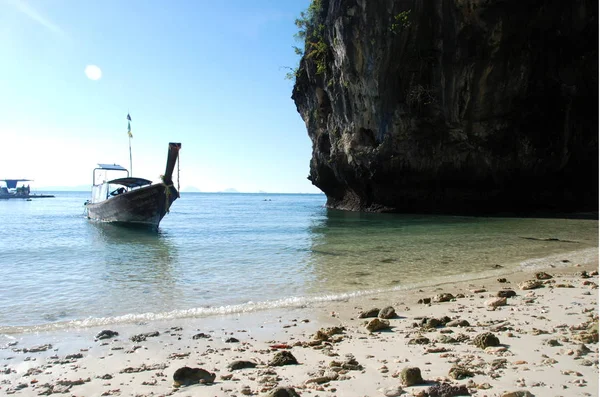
[0,192,597,333]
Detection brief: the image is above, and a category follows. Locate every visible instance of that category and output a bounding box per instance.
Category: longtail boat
[84,142,181,229]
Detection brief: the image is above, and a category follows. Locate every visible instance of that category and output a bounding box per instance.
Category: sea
[0,192,597,335]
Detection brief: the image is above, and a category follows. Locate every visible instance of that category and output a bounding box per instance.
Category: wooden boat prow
[84,142,181,229]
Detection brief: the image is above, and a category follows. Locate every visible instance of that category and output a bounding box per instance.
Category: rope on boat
[177,154,180,197]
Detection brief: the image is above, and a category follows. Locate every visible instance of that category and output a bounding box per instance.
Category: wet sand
[1,262,598,397]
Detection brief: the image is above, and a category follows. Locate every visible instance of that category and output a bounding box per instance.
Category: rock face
[292,0,598,214]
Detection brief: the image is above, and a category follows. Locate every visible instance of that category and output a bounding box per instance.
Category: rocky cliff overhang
[292,0,598,214]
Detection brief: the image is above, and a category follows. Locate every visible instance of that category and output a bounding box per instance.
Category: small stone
[379,306,396,319]
[264,387,301,397]
[228,360,257,370]
[269,351,298,366]
[172,367,216,387]
[518,280,543,290]
[358,308,380,318]
[399,367,424,386]
[535,272,552,280]
[378,385,404,397]
[426,382,470,397]
[473,332,500,349]
[448,366,474,380]
[408,336,430,345]
[501,391,535,397]
[433,293,455,303]
[366,318,390,332]
[497,290,517,298]
[486,297,507,307]
[95,330,118,340]
[424,318,442,328]
[446,319,470,327]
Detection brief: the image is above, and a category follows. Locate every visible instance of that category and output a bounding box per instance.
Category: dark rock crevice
[293,0,598,214]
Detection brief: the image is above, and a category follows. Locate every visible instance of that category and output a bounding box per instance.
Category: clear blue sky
[0,0,321,193]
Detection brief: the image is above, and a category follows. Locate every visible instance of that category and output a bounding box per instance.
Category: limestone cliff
[292,0,598,214]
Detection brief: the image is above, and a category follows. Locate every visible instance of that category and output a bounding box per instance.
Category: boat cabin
[91,164,152,203]
[0,179,32,198]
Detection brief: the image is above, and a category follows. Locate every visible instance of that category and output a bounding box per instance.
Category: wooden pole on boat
[127,113,133,176]
[163,143,182,186]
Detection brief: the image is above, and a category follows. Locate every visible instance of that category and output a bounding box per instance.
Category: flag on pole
[127,113,133,138]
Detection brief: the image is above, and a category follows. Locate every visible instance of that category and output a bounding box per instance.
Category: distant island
[220,188,239,193]
[181,186,202,193]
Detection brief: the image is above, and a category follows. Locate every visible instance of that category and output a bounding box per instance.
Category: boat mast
[127,113,133,176]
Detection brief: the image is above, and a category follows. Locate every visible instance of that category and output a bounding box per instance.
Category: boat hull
[85,183,178,229]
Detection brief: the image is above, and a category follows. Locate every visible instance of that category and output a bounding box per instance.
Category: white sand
[1,262,598,397]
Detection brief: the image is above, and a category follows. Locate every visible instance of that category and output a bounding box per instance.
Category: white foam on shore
[519,247,598,270]
[2,248,596,336]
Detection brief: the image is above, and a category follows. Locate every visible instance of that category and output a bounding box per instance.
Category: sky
[0,0,321,193]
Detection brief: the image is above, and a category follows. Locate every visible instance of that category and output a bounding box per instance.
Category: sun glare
[84,65,102,80]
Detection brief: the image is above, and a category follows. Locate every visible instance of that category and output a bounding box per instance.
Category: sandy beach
[1,261,598,397]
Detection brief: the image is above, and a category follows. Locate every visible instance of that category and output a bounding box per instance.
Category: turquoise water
[0,192,597,333]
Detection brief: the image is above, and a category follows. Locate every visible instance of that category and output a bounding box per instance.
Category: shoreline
[1,256,598,396]
[2,246,597,336]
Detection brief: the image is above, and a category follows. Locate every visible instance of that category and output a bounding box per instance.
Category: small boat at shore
[84,142,182,229]
[0,179,55,199]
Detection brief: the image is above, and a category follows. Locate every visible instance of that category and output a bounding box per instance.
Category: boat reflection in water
[86,221,183,315]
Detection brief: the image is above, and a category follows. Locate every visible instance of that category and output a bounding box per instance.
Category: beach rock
[399,367,424,386]
[378,385,404,396]
[497,278,508,283]
[473,332,500,349]
[225,337,240,343]
[573,331,599,344]
[485,297,507,307]
[448,366,474,380]
[535,272,552,280]
[314,326,345,340]
[423,317,443,328]
[446,319,470,327]
[120,363,167,373]
[358,308,380,318]
[366,318,390,332]
[269,351,298,366]
[575,343,591,356]
[305,371,338,384]
[433,293,455,303]
[518,280,543,290]
[497,290,517,298]
[408,336,431,345]
[228,360,257,370]
[95,330,118,340]
[130,331,159,342]
[192,332,211,339]
[418,298,432,304]
[425,382,471,396]
[24,344,53,353]
[437,335,458,344]
[500,391,535,397]
[329,355,363,371]
[378,306,396,319]
[264,387,301,397]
